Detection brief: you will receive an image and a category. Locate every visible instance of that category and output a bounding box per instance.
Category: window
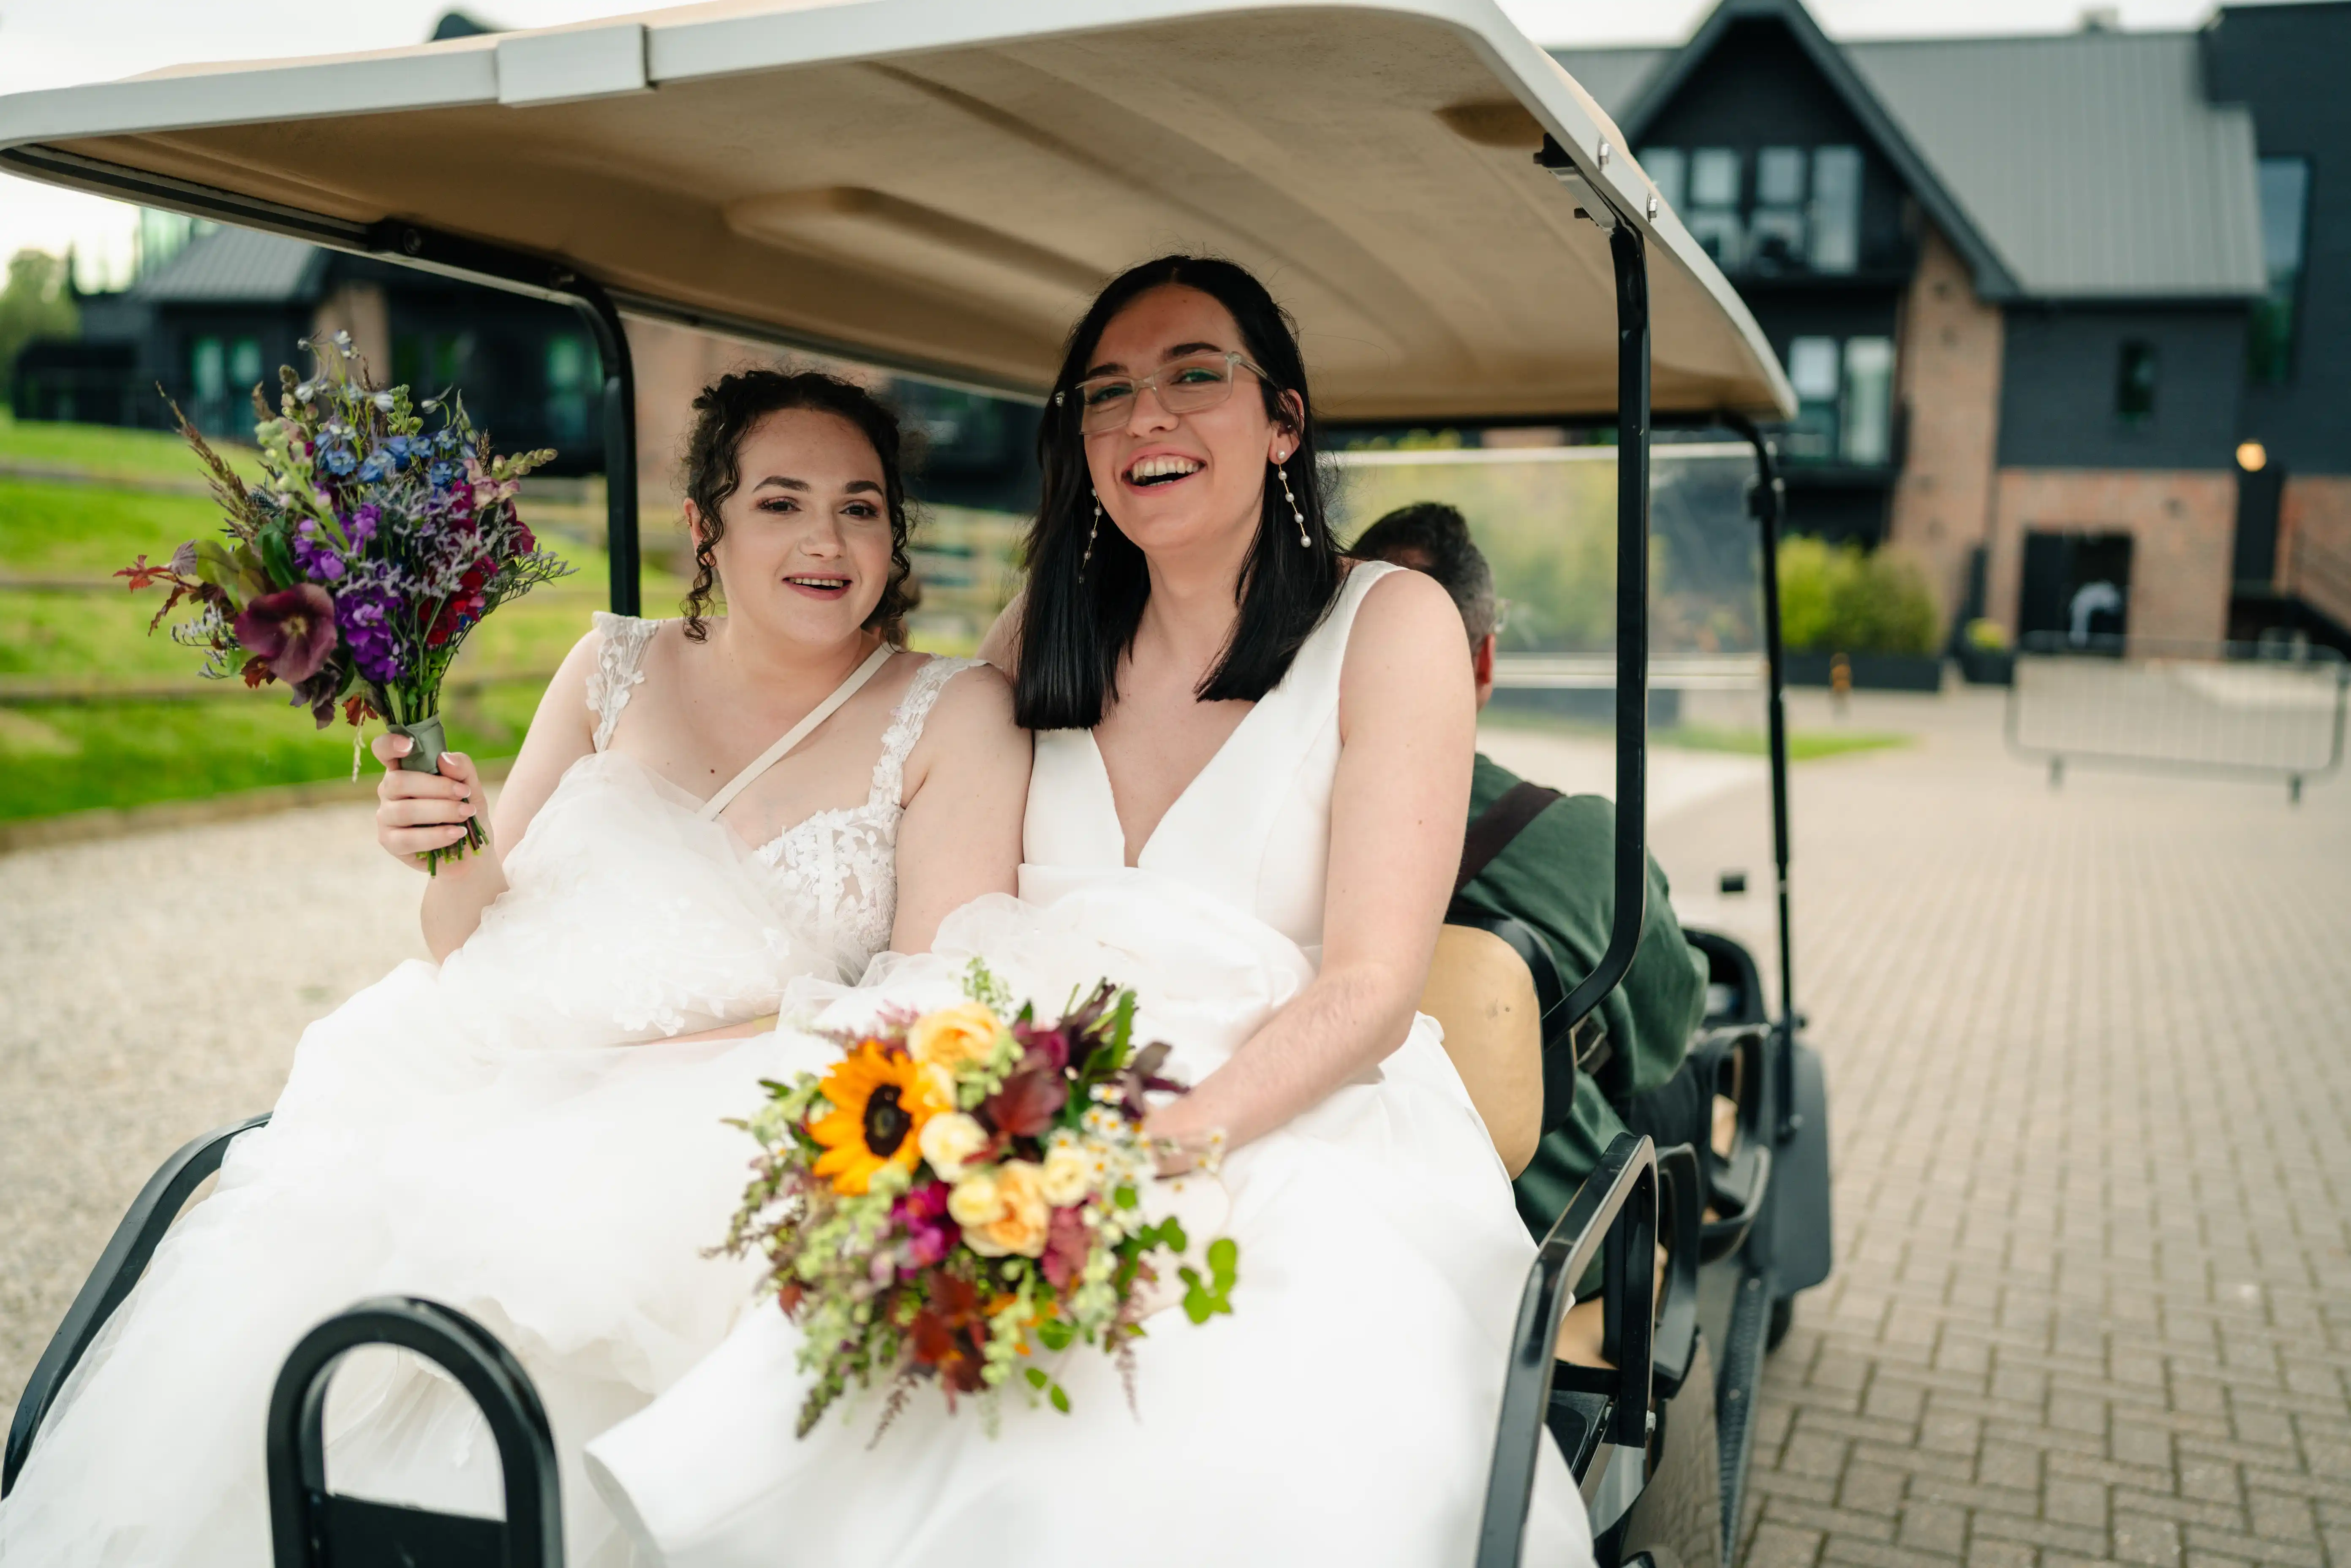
[1780,334,1897,467]
[1640,142,1864,274]
[2248,156,2309,385]
[1785,335,1841,460]
[544,332,593,447]
[393,331,469,392]
[1808,147,1861,274]
[1841,337,1895,464]
[2115,340,2158,427]
[227,337,262,395]
[1641,147,1685,215]
[1686,148,1744,268]
[190,337,225,402]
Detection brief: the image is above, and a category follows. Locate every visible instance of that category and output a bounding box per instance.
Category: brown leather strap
[1454,780,1564,895]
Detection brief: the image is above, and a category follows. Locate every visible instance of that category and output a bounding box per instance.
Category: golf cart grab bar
[1476,1132,1658,1568]
[4,1112,271,1497]
[1552,181,1652,1038]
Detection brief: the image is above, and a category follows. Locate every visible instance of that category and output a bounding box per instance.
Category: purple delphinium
[291,518,345,582]
[334,583,405,685]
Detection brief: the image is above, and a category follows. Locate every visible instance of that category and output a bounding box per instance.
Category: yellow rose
[909,1001,1004,1074]
[951,1160,1050,1258]
[919,1111,990,1181]
[1037,1142,1094,1207]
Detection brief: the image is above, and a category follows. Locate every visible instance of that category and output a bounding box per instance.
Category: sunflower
[809,1040,947,1196]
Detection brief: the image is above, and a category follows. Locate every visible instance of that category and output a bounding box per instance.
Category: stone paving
[3,688,2346,1568]
[1651,689,2351,1568]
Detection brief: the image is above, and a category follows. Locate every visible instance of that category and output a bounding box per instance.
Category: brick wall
[1886,226,2003,629]
[2279,474,2351,633]
[1987,470,2236,646]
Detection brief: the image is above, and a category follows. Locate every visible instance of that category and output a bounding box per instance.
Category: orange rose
[949,1160,1050,1258]
[909,1001,1005,1074]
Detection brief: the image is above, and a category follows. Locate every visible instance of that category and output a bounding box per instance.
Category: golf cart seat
[1420,908,1584,1179]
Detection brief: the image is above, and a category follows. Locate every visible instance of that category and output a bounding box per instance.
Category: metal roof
[128,225,327,304]
[1847,33,2263,299]
[1552,18,2266,301]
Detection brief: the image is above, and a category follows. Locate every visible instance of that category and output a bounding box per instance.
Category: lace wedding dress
[586,565,1592,1567]
[0,615,980,1567]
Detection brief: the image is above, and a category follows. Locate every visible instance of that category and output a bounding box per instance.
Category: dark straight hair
[1013,255,1342,731]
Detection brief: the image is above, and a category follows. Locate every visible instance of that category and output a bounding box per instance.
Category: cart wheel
[1766,1295,1795,1353]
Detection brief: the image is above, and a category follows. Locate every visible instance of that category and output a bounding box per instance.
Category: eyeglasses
[1055,351,1276,436]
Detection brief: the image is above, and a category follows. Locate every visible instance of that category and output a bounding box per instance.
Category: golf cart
[0,1,1828,1562]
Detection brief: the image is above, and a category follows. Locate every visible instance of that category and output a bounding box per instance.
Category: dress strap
[587,611,661,753]
[868,657,983,809]
[697,644,895,822]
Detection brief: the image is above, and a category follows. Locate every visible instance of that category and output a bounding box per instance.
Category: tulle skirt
[0,753,842,1567]
[586,877,1593,1568]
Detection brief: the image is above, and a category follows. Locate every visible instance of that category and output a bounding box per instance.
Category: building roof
[1552,6,2267,301]
[129,225,327,304]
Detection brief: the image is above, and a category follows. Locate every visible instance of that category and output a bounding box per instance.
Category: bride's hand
[1142,1103,1227,1177]
[373,735,488,871]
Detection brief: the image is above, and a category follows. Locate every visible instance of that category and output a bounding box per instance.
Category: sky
[0,0,2230,283]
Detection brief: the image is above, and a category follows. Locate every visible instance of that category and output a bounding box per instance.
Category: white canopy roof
[0,0,1794,422]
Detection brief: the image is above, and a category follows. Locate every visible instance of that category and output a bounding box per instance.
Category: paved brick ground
[1648,689,2351,1568]
[4,688,2345,1568]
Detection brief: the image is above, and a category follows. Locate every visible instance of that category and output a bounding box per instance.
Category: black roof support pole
[1558,218,1652,1033]
[1722,412,1799,1138]
[365,221,641,616]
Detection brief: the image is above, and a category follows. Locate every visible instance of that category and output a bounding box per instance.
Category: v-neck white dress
[586,564,1592,1567]
[0,620,980,1568]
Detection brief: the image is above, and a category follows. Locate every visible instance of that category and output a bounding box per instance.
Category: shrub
[1777,537,1939,656]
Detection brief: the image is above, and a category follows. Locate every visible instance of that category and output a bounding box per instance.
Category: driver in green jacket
[1352,503,1711,1238]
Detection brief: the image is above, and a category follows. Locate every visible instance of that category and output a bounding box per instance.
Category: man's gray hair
[1350,502,1497,647]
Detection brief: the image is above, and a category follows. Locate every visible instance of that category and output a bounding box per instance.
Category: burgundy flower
[1012,1022,1070,1075]
[233,584,339,684]
[981,1067,1067,1138]
[893,1181,960,1269]
[1042,1205,1091,1290]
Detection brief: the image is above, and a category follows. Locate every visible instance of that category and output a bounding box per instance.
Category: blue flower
[427,460,459,488]
[384,435,413,462]
[356,451,392,483]
[320,443,358,477]
[434,429,461,455]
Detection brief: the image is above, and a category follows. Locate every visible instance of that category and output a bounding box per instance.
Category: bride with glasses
[0,370,1029,1566]
[587,257,1591,1566]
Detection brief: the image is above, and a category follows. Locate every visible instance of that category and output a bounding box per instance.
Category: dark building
[14,226,609,476]
[1556,0,2351,649]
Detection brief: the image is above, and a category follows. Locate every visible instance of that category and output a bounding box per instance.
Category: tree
[0,249,81,404]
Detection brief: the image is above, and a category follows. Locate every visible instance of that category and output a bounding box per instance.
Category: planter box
[1956,647,2014,687]
[1783,651,1946,693]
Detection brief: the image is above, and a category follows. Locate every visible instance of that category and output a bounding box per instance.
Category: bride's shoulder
[897,653,1021,764]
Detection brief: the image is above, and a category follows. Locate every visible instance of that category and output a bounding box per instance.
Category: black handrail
[268,1296,563,1568]
[1554,213,1653,1036]
[3,1112,271,1496]
[1476,1132,1657,1568]
[363,221,641,617]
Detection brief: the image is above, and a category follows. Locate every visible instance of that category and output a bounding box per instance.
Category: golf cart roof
[0,0,1794,422]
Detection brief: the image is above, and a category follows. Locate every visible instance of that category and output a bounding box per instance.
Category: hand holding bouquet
[118,334,571,870]
[723,962,1239,1438]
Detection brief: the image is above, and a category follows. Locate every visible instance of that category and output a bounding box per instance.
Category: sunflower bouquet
[117,333,571,870]
[722,962,1239,1438]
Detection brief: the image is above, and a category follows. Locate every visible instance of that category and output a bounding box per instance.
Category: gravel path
[0,804,424,1415]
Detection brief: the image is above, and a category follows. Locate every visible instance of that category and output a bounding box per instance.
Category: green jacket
[1453,753,1709,1240]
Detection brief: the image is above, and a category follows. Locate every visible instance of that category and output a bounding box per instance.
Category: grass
[0,407,261,485]
[1479,704,1912,761]
[0,422,680,822]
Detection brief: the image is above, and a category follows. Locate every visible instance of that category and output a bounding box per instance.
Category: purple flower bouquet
[121,333,572,870]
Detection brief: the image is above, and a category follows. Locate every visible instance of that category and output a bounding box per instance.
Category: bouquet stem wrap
[386,710,486,872]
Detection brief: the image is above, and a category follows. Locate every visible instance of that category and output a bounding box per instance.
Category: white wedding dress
[0,614,981,1567]
[586,564,1592,1567]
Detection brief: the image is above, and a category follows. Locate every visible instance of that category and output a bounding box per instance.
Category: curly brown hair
[679,369,917,643]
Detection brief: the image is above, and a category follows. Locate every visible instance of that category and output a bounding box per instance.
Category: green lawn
[0,407,260,485]
[0,422,675,823]
[1480,704,1912,762]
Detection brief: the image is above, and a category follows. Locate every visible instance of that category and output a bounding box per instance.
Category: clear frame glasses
[1056,351,1275,435]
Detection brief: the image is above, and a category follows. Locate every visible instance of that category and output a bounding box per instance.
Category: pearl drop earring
[1275,456,1310,548]
[1081,493,1102,578]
